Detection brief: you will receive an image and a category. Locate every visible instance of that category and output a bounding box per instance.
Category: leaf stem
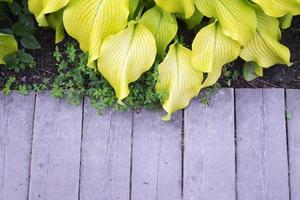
[174,35,179,44]
[135,5,144,21]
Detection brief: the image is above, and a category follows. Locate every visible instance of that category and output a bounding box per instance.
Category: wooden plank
[131,110,182,200]
[286,89,300,200]
[184,89,235,200]
[28,93,83,200]
[80,100,132,200]
[0,93,35,200]
[235,89,289,200]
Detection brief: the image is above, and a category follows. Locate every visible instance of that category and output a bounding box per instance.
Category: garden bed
[1,16,300,91]
[1,1,300,118]
[232,16,300,89]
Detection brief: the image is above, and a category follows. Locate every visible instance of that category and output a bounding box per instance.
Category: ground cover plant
[1,0,300,120]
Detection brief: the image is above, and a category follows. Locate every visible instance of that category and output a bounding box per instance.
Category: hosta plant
[0,32,17,64]
[3,0,300,120]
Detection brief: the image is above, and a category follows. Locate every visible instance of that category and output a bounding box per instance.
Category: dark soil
[231,16,300,89]
[0,29,66,89]
[1,16,300,89]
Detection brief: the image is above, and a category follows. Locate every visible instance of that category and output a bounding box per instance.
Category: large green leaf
[176,9,203,30]
[98,21,157,103]
[157,43,203,121]
[194,0,257,45]
[47,10,65,43]
[242,62,263,81]
[280,14,293,29]
[0,33,18,64]
[154,0,195,18]
[63,0,129,67]
[129,0,139,19]
[192,22,240,89]
[192,22,240,73]
[140,6,178,58]
[239,8,291,68]
[20,35,41,49]
[28,0,69,26]
[251,0,300,17]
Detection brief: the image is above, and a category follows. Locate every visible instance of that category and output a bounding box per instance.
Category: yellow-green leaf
[177,9,203,30]
[156,43,203,121]
[98,21,157,103]
[239,8,291,68]
[28,0,69,26]
[140,6,178,58]
[63,0,129,67]
[242,62,263,81]
[201,65,223,89]
[251,0,300,17]
[192,22,241,73]
[194,0,257,45]
[154,0,195,19]
[129,0,139,19]
[280,14,293,29]
[47,10,65,44]
[254,64,264,77]
[0,33,18,65]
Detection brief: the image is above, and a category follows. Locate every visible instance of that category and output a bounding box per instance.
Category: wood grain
[184,89,235,200]
[0,93,35,200]
[235,89,289,200]
[286,89,300,200]
[28,93,82,200]
[131,109,182,200]
[80,99,132,200]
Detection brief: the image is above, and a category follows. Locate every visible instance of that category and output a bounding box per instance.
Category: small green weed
[3,77,16,96]
[4,49,36,73]
[49,41,164,113]
[17,84,29,95]
[286,110,293,120]
[222,63,240,87]
[198,83,221,106]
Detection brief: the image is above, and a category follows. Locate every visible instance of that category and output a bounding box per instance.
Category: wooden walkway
[0,89,299,200]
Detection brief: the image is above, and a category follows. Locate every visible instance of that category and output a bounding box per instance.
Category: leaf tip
[117,99,126,106]
[161,113,172,121]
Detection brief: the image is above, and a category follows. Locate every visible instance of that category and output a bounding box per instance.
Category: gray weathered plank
[80,100,132,200]
[287,89,300,200]
[131,110,182,200]
[0,93,35,200]
[28,93,83,200]
[236,89,289,200]
[184,89,235,200]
